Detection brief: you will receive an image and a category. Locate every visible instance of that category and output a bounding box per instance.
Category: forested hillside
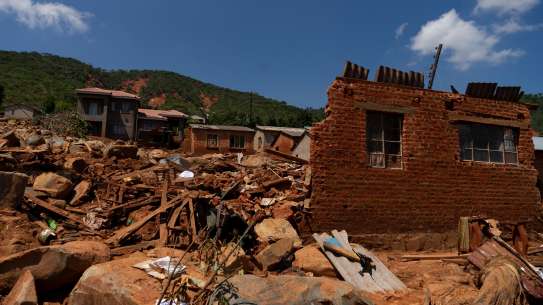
[0,51,323,127]
[523,94,543,135]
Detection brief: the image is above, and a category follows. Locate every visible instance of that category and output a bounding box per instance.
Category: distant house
[184,124,255,155]
[254,126,306,152]
[189,115,206,124]
[138,108,188,146]
[3,103,42,120]
[533,137,543,195]
[76,87,140,140]
[269,128,306,154]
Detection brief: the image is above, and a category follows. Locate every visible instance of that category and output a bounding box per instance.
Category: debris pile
[2,119,543,305]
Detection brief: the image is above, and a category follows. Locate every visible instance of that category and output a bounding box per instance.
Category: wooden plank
[313,233,383,293]
[158,180,169,246]
[264,148,308,164]
[528,246,543,255]
[333,230,405,292]
[448,113,529,129]
[353,100,416,114]
[107,196,159,213]
[111,165,166,181]
[27,193,85,227]
[167,202,184,229]
[26,193,104,236]
[188,198,197,240]
[400,253,469,261]
[106,196,184,246]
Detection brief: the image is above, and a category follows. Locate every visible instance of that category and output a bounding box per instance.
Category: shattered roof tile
[138,108,188,121]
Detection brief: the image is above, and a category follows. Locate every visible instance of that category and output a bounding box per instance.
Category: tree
[43,95,56,114]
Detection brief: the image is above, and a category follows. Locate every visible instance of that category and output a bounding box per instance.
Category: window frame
[83,100,103,116]
[207,134,219,148]
[458,123,518,165]
[366,111,403,169]
[229,135,245,149]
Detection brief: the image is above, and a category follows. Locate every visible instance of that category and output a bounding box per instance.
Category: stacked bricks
[310,77,540,236]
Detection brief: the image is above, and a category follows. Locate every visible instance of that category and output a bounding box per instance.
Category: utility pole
[427,43,443,90]
[249,92,255,127]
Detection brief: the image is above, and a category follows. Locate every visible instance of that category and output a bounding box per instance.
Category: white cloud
[395,22,408,39]
[493,18,543,34]
[410,9,524,70]
[474,0,539,15]
[0,0,90,33]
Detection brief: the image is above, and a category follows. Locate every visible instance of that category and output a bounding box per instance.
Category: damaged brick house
[76,87,140,140]
[184,124,255,155]
[310,62,540,239]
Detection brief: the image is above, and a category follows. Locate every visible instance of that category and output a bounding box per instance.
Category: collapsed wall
[310,77,540,238]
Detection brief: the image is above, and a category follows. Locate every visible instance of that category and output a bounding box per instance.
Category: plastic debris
[133,256,186,280]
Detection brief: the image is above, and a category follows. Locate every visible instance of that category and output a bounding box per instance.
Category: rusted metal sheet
[495,86,522,102]
[465,83,524,102]
[342,61,369,80]
[465,82,497,99]
[374,65,424,88]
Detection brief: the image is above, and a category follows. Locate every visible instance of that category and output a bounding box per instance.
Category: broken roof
[190,124,254,132]
[76,87,140,100]
[256,125,306,137]
[138,108,188,121]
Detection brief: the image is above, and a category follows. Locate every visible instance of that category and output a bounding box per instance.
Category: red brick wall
[271,134,296,153]
[310,78,540,236]
[187,128,255,155]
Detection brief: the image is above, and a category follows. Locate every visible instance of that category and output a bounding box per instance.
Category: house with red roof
[76,87,140,140]
[76,88,188,146]
[137,108,188,146]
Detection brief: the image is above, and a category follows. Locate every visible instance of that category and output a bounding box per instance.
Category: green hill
[0,50,323,127]
[522,94,543,135]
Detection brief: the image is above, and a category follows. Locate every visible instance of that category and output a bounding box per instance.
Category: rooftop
[138,108,188,121]
[76,87,140,100]
[256,125,306,137]
[190,124,254,132]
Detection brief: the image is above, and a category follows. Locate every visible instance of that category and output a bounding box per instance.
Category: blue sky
[0,0,541,108]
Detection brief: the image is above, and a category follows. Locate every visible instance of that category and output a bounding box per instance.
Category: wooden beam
[188,198,197,241]
[264,148,308,164]
[106,195,184,246]
[25,193,103,236]
[158,180,169,246]
[448,113,529,129]
[353,101,416,114]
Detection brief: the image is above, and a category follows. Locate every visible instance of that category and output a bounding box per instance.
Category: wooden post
[458,217,470,253]
[158,180,169,246]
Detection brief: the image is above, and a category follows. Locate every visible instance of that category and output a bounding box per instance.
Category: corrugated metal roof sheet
[190,124,254,132]
[533,137,543,151]
[465,83,524,102]
[76,87,140,100]
[342,61,369,80]
[374,66,424,88]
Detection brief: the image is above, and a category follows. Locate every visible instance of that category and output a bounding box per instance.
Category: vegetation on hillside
[523,94,543,135]
[0,50,323,127]
[0,83,4,106]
